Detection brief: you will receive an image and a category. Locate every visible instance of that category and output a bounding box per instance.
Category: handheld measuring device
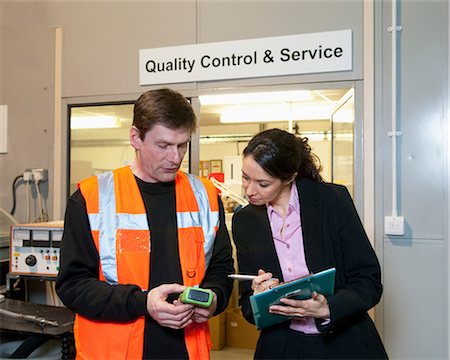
[179,287,213,308]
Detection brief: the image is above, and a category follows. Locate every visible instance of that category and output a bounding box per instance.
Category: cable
[26,181,31,222]
[41,190,49,221]
[34,180,49,222]
[10,174,23,215]
[34,181,44,222]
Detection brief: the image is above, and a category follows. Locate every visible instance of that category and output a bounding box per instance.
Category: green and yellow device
[179,287,213,308]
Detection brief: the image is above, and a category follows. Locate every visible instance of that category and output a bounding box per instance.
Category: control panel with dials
[9,221,64,277]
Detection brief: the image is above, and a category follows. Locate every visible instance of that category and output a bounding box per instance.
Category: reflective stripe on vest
[88,170,149,285]
[180,173,219,269]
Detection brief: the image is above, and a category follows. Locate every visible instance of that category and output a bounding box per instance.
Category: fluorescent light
[199,90,312,105]
[71,115,120,129]
[220,104,335,123]
[221,106,293,123]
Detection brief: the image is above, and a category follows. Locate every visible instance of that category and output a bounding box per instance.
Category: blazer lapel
[249,205,284,281]
[296,178,326,272]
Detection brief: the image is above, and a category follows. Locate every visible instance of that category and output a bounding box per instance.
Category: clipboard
[249,267,336,330]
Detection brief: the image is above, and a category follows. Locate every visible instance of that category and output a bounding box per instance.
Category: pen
[228,274,258,281]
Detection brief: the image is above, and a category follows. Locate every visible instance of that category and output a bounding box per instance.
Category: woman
[232,129,388,359]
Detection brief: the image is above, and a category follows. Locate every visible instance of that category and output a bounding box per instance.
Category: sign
[139,30,352,85]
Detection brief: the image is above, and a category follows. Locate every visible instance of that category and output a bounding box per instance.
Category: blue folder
[249,267,336,330]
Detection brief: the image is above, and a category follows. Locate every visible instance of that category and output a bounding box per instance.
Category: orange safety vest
[75,165,219,360]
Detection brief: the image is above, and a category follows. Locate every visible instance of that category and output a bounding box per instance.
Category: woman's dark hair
[243,128,323,182]
[133,88,197,140]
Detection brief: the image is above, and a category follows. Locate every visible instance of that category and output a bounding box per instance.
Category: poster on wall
[139,30,352,85]
[210,160,223,174]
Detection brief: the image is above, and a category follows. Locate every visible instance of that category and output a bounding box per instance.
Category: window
[197,86,355,213]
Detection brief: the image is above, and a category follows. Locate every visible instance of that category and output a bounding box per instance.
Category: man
[56,88,234,360]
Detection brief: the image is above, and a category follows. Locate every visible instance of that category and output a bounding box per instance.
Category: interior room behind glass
[69,87,354,203]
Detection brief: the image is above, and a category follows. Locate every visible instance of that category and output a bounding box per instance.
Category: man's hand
[191,291,217,323]
[146,283,194,329]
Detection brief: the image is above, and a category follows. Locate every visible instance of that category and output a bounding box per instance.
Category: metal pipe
[388,0,402,217]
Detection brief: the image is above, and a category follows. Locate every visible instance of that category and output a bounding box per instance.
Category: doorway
[68,85,355,201]
[197,87,354,193]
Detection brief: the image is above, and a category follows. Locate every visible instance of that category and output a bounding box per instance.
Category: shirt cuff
[128,289,149,317]
[315,317,331,333]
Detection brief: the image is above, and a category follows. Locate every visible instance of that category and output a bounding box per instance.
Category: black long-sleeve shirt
[56,177,234,359]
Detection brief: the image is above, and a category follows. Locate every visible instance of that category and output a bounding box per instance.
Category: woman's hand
[268,291,330,319]
[251,269,280,295]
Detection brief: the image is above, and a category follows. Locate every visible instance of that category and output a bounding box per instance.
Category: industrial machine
[9,221,64,278]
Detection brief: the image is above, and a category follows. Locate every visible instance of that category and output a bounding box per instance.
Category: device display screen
[189,289,210,302]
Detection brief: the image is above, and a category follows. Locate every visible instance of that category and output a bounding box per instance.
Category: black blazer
[232,177,388,359]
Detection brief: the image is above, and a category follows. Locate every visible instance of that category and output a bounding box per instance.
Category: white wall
[0,1,363,222]
[375,1,449,358]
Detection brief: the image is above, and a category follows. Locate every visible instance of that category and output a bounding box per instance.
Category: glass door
[69,103,134,195]
[331,88,355,196]
[197,86,355,212]
[67,86,356,202]
[68,102,192,196]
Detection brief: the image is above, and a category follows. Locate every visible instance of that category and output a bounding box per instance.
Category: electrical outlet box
[384,216,405,236]
[23,170,33,182]
[31,168,48,182]
[23,168,48,183]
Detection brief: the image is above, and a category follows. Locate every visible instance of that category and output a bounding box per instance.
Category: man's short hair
[133,88,197,140]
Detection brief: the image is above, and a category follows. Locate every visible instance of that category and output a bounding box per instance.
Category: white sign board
[139,30,352,86]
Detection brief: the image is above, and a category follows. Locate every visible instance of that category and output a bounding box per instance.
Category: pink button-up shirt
[267,184,319,334]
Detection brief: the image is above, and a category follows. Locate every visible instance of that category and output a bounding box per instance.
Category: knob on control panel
[25,255,37,267]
